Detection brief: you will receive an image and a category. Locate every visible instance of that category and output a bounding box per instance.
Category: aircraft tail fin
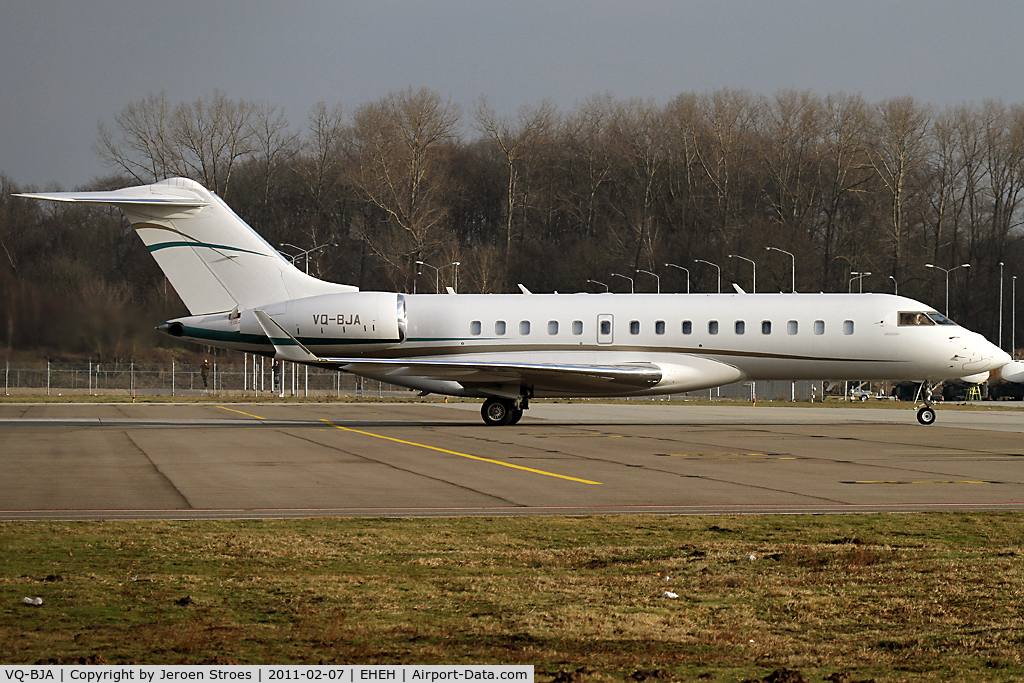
[15,178,355,315]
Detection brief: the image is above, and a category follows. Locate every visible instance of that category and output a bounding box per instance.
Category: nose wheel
[914,380,937,426]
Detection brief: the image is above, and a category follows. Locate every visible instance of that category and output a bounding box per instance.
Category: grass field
[2,514,1023,681]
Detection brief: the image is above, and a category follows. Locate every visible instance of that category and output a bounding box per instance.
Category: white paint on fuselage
[171,291,1010,397]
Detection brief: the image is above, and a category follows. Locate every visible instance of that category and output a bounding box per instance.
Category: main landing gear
[481,396,528,426]
[915,380,937,426]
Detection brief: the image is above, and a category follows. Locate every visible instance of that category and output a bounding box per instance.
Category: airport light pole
[280,242,337,275]
[728,254,756,293]
[888,275,898,296]
[849,271,871,293]
[611,273,634,293]
[637,269,660,294]
[664,263,690,293]
[924,263,970,316]
[586,279,609,292]
[1013,275,1017,358]
[765,246,795,293]
[415,260,440,293]
[999,261,1005,351]
[694,259,721,294]
[439,261,460,292]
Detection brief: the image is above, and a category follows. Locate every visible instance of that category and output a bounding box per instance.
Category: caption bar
[1,667,533,683]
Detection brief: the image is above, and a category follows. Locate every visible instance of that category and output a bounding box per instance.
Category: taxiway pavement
[1,401,1022,519]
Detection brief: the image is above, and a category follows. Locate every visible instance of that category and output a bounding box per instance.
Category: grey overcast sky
[3,0,1023,188]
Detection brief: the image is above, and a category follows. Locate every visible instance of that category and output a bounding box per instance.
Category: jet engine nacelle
[992,360,1024,384]
[239,292,407,343]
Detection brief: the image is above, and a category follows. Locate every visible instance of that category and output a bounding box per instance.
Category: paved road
[0,402,1022,519]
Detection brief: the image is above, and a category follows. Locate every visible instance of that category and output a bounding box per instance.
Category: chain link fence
[1,358,858,402]
[0,358,412,398]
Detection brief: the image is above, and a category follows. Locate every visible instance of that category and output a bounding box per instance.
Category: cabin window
[735,320,745,335]
[470,321,481,336]
[787,320,798,335]
[572,320,583,335]
[814,320,825,335]
[844,320,854,335]
[761,321,771,335]
[520,320,531,335]
[600,320,612,336]
[548,320,559,335]
[708,320,719,335]
[682,320,692,335]
[655,320,666,335]
[495,321,506,335]
[630,320,640,335]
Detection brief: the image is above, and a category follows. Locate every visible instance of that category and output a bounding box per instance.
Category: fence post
[5,359,8,396]
[46,359,50,396]
[171,360,175,397]
[305,365,308,398]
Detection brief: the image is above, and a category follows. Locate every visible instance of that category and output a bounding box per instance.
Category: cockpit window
[926,312,956,325]
[899,311,936,326]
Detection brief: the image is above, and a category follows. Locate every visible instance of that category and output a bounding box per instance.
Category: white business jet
[17,178,1015,426]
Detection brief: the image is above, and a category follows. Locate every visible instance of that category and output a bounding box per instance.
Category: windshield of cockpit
[898,311,956,326]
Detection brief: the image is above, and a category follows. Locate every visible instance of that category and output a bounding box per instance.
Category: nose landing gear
[915,380,937,425]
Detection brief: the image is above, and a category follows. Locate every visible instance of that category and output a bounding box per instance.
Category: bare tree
[818,93,873,288]
[474,97,556,261]
[172,90,257,199]
[345,88,462,277]
[95,91,182,183]
[866,96,932,275]
[758,90,825,237]
[609,98,670,271]
[560,94,616,240]
[249,102,299,215]
[686,89,762,242]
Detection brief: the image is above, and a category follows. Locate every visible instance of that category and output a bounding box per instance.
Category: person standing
[200,359,211,389]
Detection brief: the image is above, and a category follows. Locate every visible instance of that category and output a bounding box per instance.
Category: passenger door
[597,314,614,345]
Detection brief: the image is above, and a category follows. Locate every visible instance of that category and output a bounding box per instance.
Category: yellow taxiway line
[322,419,602,485]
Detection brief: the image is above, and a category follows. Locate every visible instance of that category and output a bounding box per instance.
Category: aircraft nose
[964,337,1012,372]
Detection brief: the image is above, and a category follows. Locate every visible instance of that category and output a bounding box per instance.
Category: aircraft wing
[332,357,663,391]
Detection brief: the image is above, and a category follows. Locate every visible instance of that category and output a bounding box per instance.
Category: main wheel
[917,406,936,425]
[481,398,515,426]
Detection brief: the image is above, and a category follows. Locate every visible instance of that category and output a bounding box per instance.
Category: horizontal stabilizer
[14,189,208,208]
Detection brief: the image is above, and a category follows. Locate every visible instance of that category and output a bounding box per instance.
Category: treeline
[1,87,1022,360]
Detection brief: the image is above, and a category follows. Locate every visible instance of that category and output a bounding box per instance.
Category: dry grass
[2,514,1023,681]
